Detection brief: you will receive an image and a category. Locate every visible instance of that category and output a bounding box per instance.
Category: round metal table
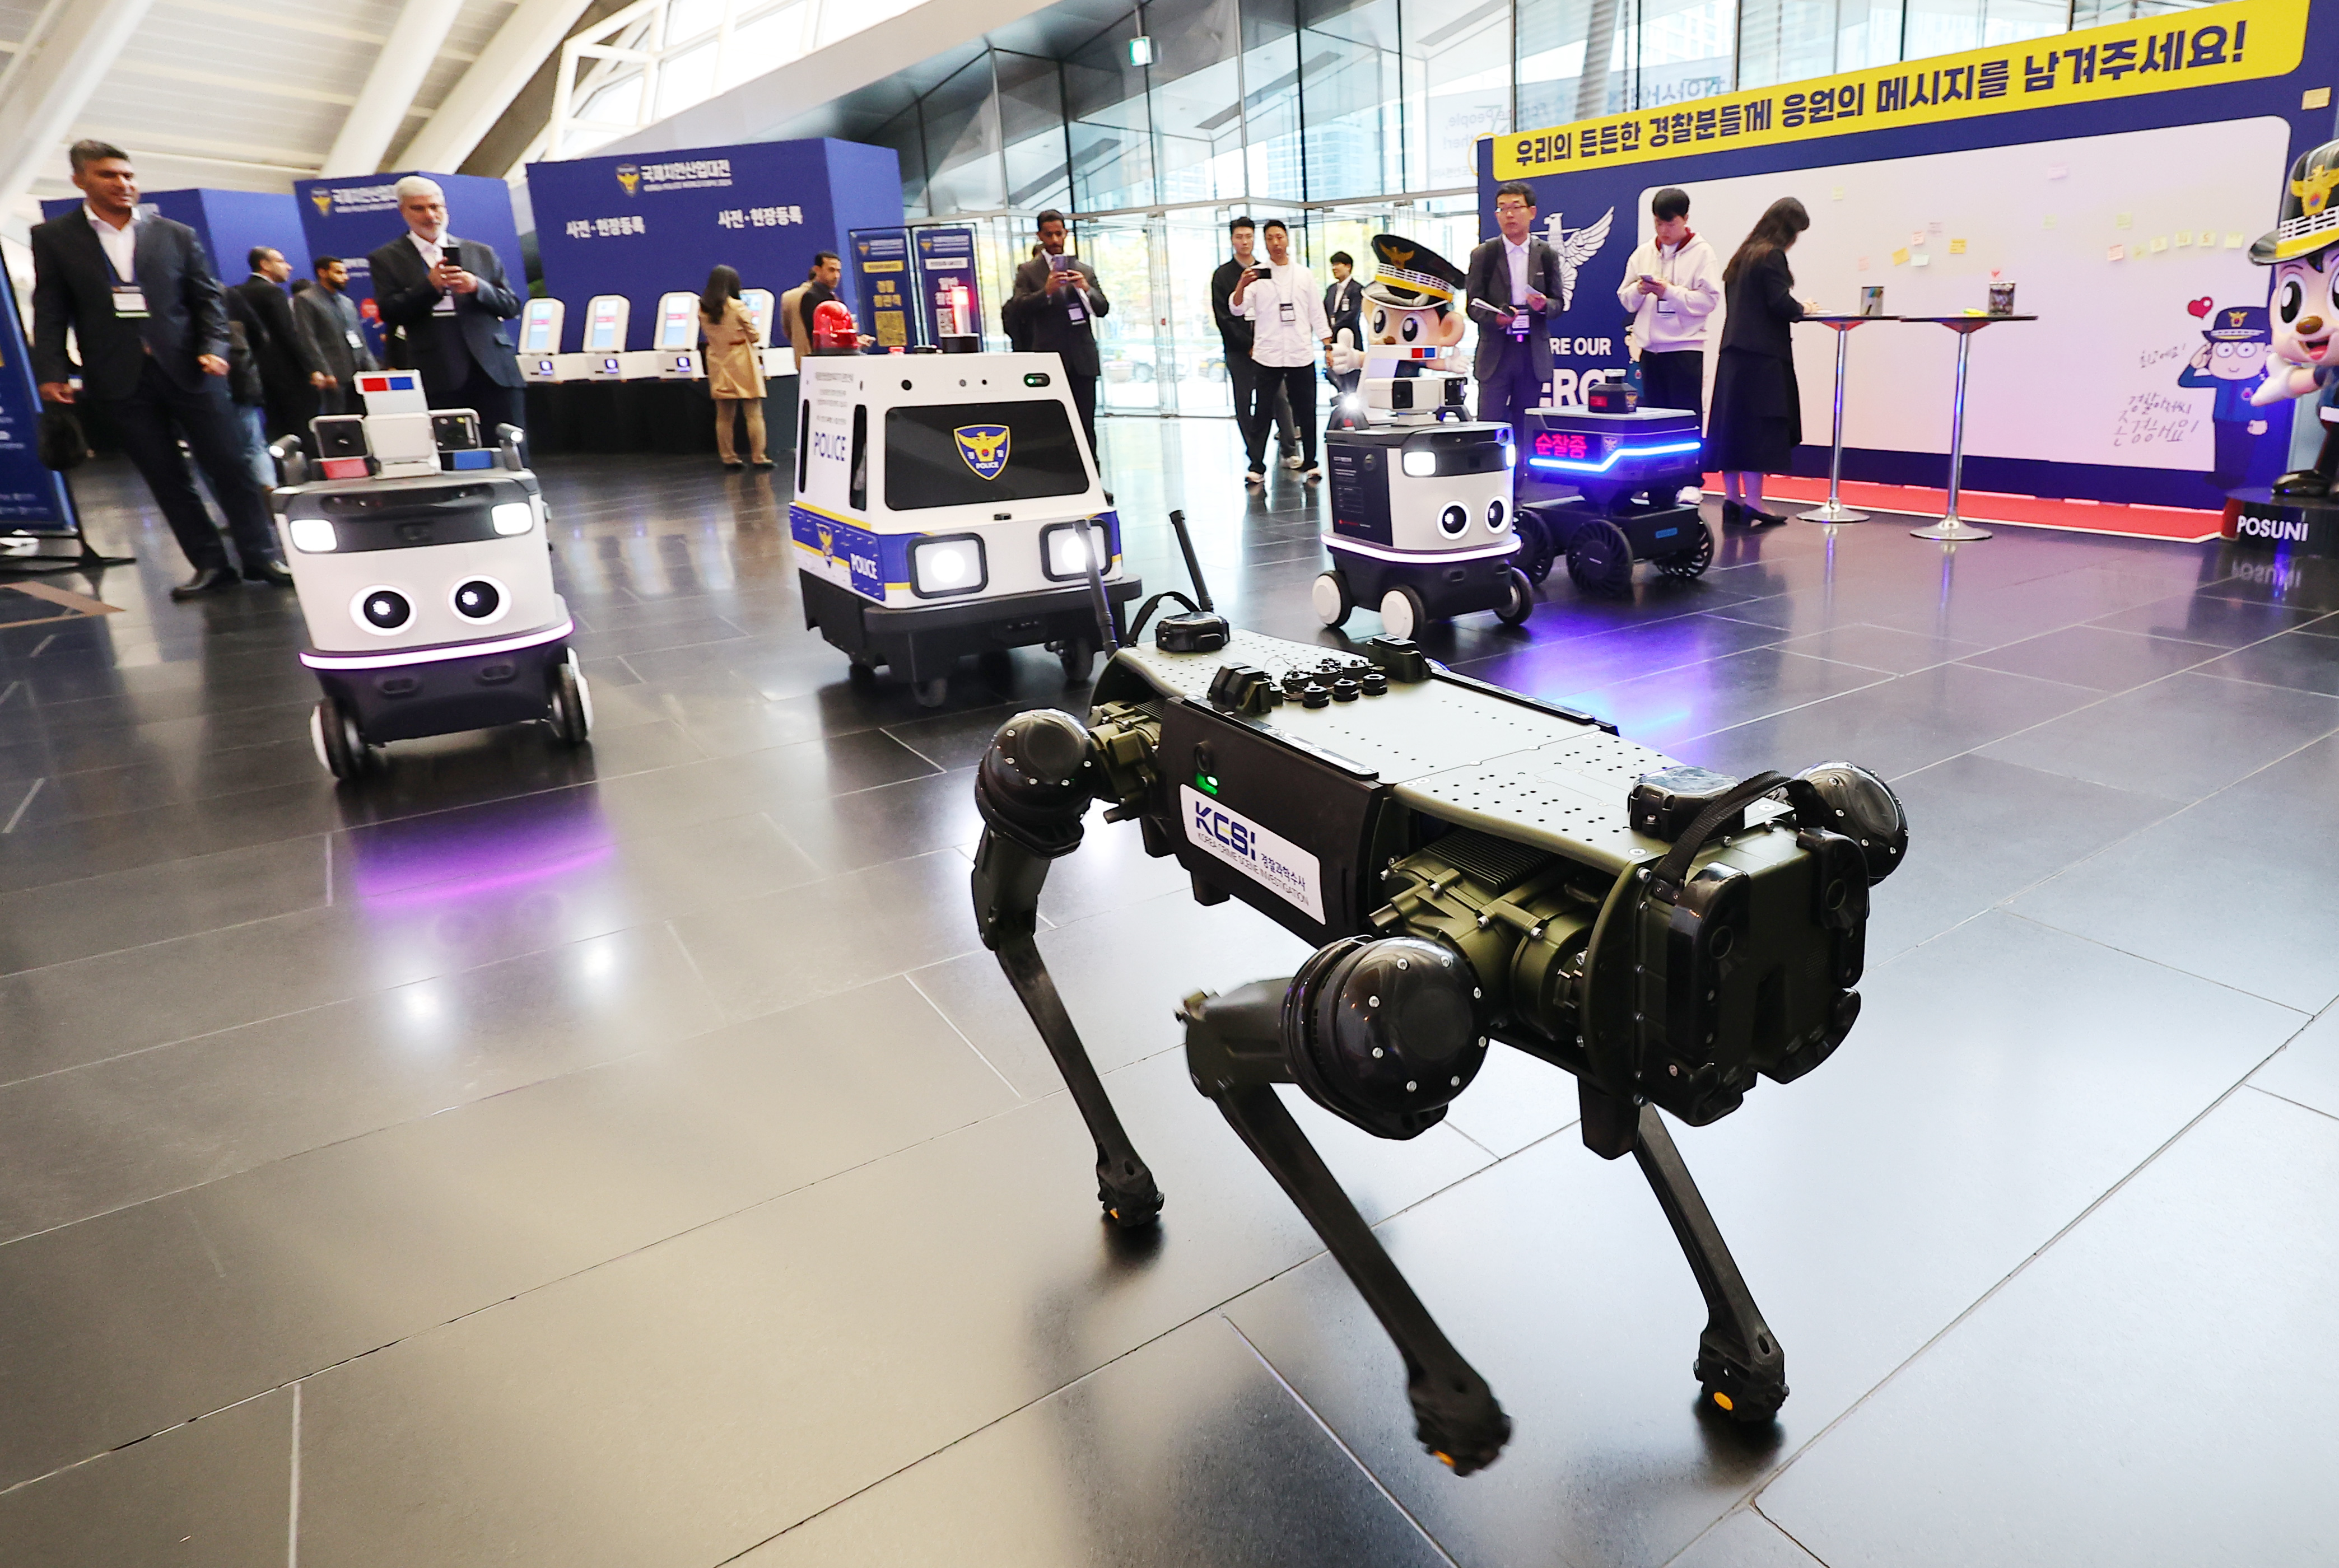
[1899,314,2038,542]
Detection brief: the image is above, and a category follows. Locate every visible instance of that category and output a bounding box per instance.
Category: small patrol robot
[1316,235,1533,640]
[790,351,1140,706]
[271,371,588,781]
[1515,393,1712,596]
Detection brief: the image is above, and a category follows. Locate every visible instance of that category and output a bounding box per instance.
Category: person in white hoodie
[1617,186,1723,426]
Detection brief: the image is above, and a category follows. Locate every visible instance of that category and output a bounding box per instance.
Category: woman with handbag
[700,264,771,470]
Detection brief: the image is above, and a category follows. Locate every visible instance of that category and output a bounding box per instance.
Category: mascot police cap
[1362,234,1466,311]
[2252,137,2339,265]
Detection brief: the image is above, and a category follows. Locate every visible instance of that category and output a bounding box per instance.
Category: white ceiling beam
[402,0,595,172]
[320,0,466,176]
[0,0,158,221]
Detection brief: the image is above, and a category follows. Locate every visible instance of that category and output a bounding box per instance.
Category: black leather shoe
[243,559,295,587]
[1720,498,1746,526]
[1749,508,1792,528]
[722,460,744,471]
[170,566,239,600]
[2271,467,2332,498]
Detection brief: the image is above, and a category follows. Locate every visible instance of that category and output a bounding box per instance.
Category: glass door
[1080,217,1162,413]
[1162,209,1237,417]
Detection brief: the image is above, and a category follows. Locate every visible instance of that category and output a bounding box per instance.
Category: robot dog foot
[1096,1156,1163,1229]
[1410,1367,1512,1476]
[1693,1331,1787,1425]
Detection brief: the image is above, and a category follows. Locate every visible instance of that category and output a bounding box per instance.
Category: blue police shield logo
[954,424,1010,480]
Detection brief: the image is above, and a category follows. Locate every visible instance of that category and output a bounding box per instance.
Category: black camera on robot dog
[967,515,1907,1473]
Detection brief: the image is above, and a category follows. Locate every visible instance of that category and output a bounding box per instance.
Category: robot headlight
[910,533,987,599]
[1502,440,1517,469]
[1041,521,1107,582]
[1401,449,1438,478]
[491,501,534,536]
[288,516,337,553]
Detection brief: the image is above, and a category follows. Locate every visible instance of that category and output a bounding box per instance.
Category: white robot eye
[1401,316,1422,343]
[1439,504,1469,538]
[1487,498,1508,532]
[353,587,412,635]
[449,576,511,624]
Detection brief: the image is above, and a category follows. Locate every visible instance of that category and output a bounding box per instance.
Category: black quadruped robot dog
[1316,235,1533,640]
[969,554,1907,1471]
[1515,396,1716,596]
[270,372,588,781]
[790,351,1139,707]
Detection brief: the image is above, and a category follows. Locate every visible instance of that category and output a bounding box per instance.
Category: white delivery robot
[790,350,1140,707]
[271,370,589,781]
[1316,235,1532,640]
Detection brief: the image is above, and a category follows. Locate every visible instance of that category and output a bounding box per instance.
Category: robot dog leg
[1182,956,1512,1474]
[970,706,1163,1229]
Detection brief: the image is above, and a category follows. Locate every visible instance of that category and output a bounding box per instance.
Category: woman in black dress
[1708,198,1813,526]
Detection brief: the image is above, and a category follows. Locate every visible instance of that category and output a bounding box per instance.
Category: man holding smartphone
[1003,210,1109,456]
[1465,182,1564,433]
[1616,186,1722,425]
[1230,218,1330,482]
[366,175,526,443]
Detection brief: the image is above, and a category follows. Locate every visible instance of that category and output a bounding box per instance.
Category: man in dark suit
[1001,210,1108,456]
[1465,180,1565,432]
[31,140,288,597]
[295,255,378,415]
[365,175,526,440]
[232,246,329,441]
[1323,249,1362,396]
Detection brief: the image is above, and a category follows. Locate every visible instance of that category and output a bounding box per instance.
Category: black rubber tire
[547,657,593,746]
[1495,566,1535,625]
[1656,524,1716,580]
[1565,519,1635,598]
[1312,570,1353,628]
[1513,508,1558,584]
[1057,637,1094,686]
[914,676,950,708]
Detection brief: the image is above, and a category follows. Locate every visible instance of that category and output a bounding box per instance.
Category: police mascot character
[2249,137,2339,497]
[2178,305,2274,492]
[1327,234,1469,385]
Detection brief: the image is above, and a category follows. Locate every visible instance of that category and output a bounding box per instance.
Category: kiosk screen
[885,402,1088,511]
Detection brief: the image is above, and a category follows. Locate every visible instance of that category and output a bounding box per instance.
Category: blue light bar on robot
[1526,440,1703,474]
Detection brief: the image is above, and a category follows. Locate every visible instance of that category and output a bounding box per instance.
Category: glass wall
[852,0,2234,410]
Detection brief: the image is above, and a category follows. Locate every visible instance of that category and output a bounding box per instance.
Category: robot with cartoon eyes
[1315,235,1535,640]
[268,372,590,781]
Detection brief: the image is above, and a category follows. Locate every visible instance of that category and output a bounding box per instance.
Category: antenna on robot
[1167,509,1215,612]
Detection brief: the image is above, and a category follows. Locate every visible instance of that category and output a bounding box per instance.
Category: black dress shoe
[1720,498,1746,526]
[243,559,295,587]
[170,566,238,600]
[722,460,744,471]
[750,458,774,469]
[2271,467,2332,498]
[1748,508,1792,528]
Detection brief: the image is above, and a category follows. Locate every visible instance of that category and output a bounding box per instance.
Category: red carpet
[1707,474,2224,542]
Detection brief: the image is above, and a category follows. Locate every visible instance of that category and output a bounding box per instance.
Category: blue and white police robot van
[789,352,1140,707]
[271,370,588,781]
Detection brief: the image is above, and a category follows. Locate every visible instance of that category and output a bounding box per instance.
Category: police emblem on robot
[954,424,1012,479]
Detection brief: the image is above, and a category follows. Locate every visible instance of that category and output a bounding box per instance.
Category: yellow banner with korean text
[1493,0,2305,180]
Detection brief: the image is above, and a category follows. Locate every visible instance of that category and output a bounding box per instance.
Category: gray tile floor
[2,418,2335,1566]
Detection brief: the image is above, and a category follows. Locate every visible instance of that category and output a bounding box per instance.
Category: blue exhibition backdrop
[1476,0,2339,508]
[526,139,903,352]
[292,171,523,361]
[0,273,74,534]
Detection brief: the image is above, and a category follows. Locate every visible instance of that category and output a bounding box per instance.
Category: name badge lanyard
[106,235,149,320]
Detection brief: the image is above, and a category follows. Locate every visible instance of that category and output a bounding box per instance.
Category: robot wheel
[1378,585,1428,641]
[1513,510,1559,585]
[1495,567,1535,626]
[547,651,594,747]
[1655,525,1716,580]
[1056,636,1096,687]
[310,699,375,782]
[1564,519,1636,599]
[1311,570,1353,628]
